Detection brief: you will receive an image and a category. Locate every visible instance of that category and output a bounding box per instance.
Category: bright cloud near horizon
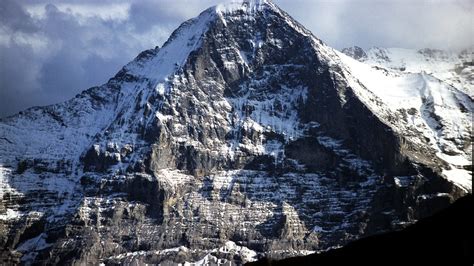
[1,0,472,117]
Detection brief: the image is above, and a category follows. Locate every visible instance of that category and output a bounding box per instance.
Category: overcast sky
[0,0,472,117]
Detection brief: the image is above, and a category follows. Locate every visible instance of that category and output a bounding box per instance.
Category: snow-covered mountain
[1,1,471,264]
[342,46,473,98]
[341,46,472,191]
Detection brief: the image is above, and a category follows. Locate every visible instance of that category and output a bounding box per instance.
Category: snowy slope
[338,49,472,191]
[342,46,473,98]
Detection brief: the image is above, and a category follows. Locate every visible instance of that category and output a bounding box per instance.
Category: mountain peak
[215,0,276,14]
[341,46,368,61]
[123,0,311,84]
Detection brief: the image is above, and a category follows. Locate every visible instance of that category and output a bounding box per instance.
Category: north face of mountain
[1,1,471,264]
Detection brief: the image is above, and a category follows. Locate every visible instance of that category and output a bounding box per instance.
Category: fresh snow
[155,83,167,96]
[362,47,473,98]
[125,8,214,83]
[216,0,274,14]
[337,51,472,192]
[154,169,192,188]
[0,208,20,221]
[442,168,472,192]
[106,241,258,265]
[218,240,258,262]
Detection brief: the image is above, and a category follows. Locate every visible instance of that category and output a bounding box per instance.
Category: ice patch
[442,168,472,192]
[0,209,21,221]
[154,169,191,188]
[155,83,166,96]
[238,50,250,66]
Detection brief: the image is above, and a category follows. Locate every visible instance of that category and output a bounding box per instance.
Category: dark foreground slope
[248,194,472,265]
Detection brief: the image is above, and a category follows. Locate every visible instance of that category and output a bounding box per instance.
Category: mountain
[0,0,472,264]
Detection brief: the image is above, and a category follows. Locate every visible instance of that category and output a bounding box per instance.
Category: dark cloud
[128,1,191,33]
[0,0,472,117]
[0,0,38,33]
[0,0,146,116]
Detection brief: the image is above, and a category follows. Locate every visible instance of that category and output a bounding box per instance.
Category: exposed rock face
[248,195,473,266]
[341,46,367,61]
[0,0,471,265]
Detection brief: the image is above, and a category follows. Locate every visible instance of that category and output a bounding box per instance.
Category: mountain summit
[0,1,472,264]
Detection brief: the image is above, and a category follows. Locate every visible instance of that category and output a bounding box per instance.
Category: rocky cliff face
[1,0,472,265]
[248,195,473,266]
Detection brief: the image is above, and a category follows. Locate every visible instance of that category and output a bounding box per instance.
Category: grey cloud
[0,41,42,116]
[1,0,148,117]
[0,0,38,33]
[128,1,205,33]
[277,0,474,50]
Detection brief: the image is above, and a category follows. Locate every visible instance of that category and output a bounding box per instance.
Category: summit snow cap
[215,0,275,14]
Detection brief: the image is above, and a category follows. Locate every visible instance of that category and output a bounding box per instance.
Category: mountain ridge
[341,45,473,98]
